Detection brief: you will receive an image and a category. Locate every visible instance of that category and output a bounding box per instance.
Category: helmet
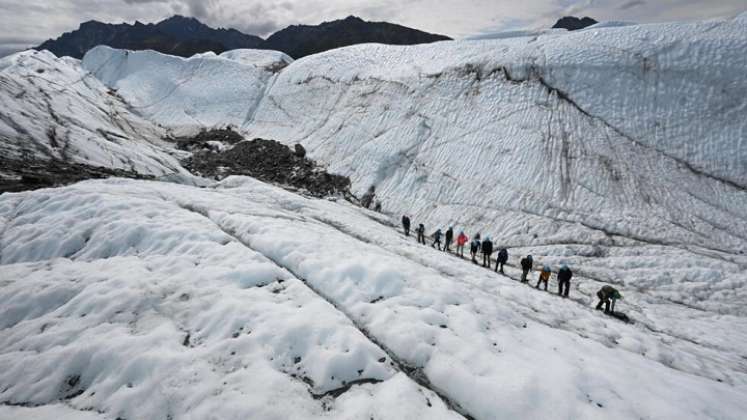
[543,265,551,272]
[528,255,533,260]
[561,264,569,270]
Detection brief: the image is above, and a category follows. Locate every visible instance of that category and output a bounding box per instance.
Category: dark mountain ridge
[552,16,599,31]
[263,16,451,59]
[36,16,263,59]
[35,15,450,60]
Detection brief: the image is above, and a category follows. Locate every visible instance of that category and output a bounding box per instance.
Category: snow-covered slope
[1,177,746,419]
[238,14,747,312]
[82,46,292,134]
[2,13,746,420]
[0,50,183,176]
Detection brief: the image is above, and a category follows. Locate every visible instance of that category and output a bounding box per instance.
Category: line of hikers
[401,215,622,312]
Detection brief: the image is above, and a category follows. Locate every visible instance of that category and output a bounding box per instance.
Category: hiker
[417,223,426,244]
[374,201,382,212]
[402,215,411,236]
[456,231,468,258]
[520,255,533,283]
[432,229,443,250]
[495,248,508,273]
[361,186,375,209]
[470,235,481,263]
[535,265,551,290]
[596,285,622,313]
[557,264,572,297]
[444,227,454,252]
[481,236,493,268]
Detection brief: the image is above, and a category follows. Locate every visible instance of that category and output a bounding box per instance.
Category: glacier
[2,177,746,420]
[0,50,184,176]
[77,13,747,313]
[1,11,746,420]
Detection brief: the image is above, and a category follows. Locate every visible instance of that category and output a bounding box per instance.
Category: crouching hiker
[535,265,551,290]
[557,264,572,297]
[596,285,622,313]
[495,248,508,273]
[520,255,533,282]
[470,234,481,263]
[417,224,426,244]
[402,215,411,236]
[481,236,493,268]
[456,231,468,258]
[432,229,443,250]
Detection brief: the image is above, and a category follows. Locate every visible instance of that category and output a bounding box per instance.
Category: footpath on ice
[2,177,746,420]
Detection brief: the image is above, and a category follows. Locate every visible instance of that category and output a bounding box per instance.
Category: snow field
[0,177,747,419]
[0,180,458,420]
[196,180,747,418]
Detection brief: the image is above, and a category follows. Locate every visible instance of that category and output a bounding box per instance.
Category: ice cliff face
[243,14,746,251]
[0,50,183,176]
[82,46,292,134]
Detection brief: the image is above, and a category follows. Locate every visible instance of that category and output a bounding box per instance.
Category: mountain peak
[79,20,107,28]
[552,16,598,31]
[342,15,364,22]
[159,15,201,25]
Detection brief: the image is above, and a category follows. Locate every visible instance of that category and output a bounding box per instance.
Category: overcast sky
[1,0,745,56]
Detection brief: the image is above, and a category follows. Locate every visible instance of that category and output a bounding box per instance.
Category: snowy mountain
[1,11,747,420]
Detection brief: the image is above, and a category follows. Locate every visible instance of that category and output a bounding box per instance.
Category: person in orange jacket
[535,265,551,290]
[456,231,468,258]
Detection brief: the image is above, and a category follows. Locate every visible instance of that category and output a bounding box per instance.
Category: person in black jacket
[432,229,443,250]
[402,215,411,236]
[557,264,572,297]
[481,236,493,268]
[520,255,533,282]
[495,248,508,273]
[470,235,481,263]
[416,223,426,244]
[444,227,454,252]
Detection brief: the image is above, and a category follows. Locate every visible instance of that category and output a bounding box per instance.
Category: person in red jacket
[456,231,468,258]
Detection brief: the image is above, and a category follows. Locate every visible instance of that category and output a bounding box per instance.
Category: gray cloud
[619,0,646,10]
